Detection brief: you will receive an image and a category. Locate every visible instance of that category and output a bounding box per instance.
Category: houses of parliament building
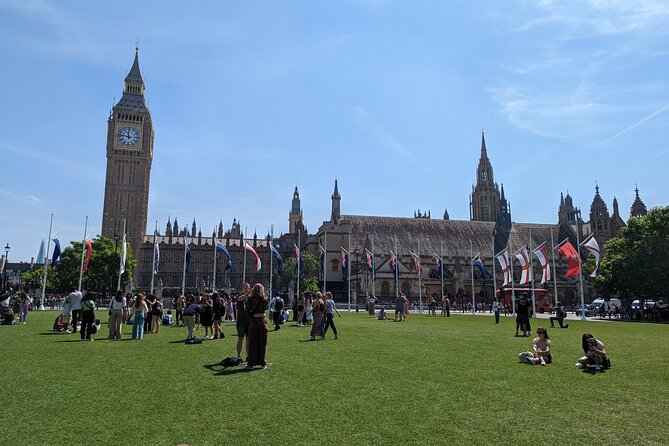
[101,50,649,304]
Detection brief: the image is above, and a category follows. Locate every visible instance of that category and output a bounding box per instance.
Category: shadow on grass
[39,332,68,335]
[202,362,255,376]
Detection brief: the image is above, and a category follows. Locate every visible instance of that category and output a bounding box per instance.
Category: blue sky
[1,0,668,262]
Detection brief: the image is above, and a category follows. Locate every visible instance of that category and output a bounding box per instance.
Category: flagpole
[470,241,475,314]
[267,227,272,298]
[394,241,399,300]
[212,229,217,291]
[529,230,536,318]
[509,239,516,316]
[296,231,301,300]
[440,241,444,302]
[77,216,88,291]
[348,233,352,312]
[242,235,247,284]
[371,235,376,295]
[417,240,422,314]
[181,234,187,297]
[550,228,558,307]
[150,221,157,294]
[117,219,126,292]
[323,231,327,294]
[576,227,586,321]
[39,213,53,311]
[491,233,497,299]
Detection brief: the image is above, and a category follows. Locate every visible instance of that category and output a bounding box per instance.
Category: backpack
[185,338,203,345]
[220,356,242,368]
[275,298,284,311]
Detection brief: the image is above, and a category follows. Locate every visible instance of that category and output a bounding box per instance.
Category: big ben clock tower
[101,47,154,256]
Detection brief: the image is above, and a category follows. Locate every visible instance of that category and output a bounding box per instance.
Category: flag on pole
[120,235,127,274]
[341,247,349,281]
[51,238,62,266]
[294,243,302,273]
[153,242,160,274]
[319,244,325,278]
[532,242,551,284]
[495,248,511,286]
[390,250,399,280]
[184,236,191,273]
[513,246,532,285]
[581,236,601,277]
[556,240,580,278]
[434,254,443,277]
[365,249,376,281]
[82,238,92,273]
[244,242,261,272]
[215,241,234,271]
[472,256,489,286]
[410,251,420,273]
[270,245,283,275]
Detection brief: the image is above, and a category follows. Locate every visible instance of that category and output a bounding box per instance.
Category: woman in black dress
[200,294,214,339]
[211,292,225,339]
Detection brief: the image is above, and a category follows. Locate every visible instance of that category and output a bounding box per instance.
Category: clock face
[117,127,140,147]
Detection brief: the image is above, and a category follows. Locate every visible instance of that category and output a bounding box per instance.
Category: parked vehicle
[576,304,596,317]
[496,288,554,313]
[591,298,622,314]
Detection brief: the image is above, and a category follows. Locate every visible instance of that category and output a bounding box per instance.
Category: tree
[279,251,320,293]
[595,206,669,297]
[23,236,136,293]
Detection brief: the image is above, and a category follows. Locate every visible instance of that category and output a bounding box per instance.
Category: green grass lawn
[1,310,667,446]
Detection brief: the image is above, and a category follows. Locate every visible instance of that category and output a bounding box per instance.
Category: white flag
[532,243,551,284]
[495,249,511,286]
[513,246,532,285]
[120,234,127,274]
[582,236,601,277]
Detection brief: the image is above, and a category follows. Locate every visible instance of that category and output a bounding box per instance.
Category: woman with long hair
[247,283,269,369]
[200,294,214,339]
[576,333,610,371]
[530,328,552,365]
[212,292,225,340]
[296,292,306,327]
[108,290,126,339]
[131,293,149,340]
[310,292,326,340]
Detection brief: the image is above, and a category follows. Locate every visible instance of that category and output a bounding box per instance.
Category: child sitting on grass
[377,305,387,320]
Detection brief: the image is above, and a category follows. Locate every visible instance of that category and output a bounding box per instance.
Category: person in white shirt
[67,287,83,333]
[18,291,33,324]
[108,290,126,339]
[323,292,341,340]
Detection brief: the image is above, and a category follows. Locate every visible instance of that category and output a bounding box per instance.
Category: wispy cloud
[0,189,46,209]
[354,107,413,158]
[594,102,669,149]
[0,136,101,180]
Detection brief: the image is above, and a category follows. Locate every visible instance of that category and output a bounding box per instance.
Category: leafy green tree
[595,206,669,297]
[279,252,320,292]
[23,236,136,293]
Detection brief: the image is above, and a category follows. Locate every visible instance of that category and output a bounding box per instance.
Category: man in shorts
[236,283,251,362]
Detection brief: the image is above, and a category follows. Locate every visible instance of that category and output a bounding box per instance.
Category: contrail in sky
[594,102,669,149]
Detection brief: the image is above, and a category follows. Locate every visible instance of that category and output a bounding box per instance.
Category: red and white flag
[556,240,580,278]
[244,242,261,272]
[410,251,421,277]
[495,248,511,286]
[82,238,92,273]
[513,246,532,285]
[581,236,601,277]
[532,242,551,284]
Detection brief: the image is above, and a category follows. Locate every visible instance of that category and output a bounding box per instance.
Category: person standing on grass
[305,295,313,326]
[225,292,235,321]
[310,292,326,340]
[67,287,83,333]
[394,292,404,321]
[323,292,341,340]
[80,294,96,341]
[246,283,269,369]
[296,293,306,327]
[175,294,186,326]
[367,293,376,318]
[271,294,284,331]
[492,297,500,325]
[131,293,149,340]
[150,297,164,334]
[108,291,126,339]
[516,294,531,337]
[403,294,410,320]
[212,292,224,340]
[236,283,251,361]
[17,291,32,325]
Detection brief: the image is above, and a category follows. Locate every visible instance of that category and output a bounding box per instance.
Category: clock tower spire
[101,47,154,260]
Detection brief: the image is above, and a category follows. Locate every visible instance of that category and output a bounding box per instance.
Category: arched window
[401,282,411,296]
[381,281,390,296]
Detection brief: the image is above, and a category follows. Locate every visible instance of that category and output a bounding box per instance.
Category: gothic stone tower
[289,186,303,234]
[589,184,612,240]
[470,132,500,221]
[101,48,154,255]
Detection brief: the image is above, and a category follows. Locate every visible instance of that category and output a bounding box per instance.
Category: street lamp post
[3,243,9,291]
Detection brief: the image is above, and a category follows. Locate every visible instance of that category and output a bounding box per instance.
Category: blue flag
[216,241,234,271]
[270,245,283,275]
[473,258,488,286]
[341,248,349,281]
[51,239,62,266]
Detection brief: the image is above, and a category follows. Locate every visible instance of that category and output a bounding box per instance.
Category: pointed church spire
[331,179,341,224]
[480,130,488,159]
[500,183,506,201]
[443,207,450,220]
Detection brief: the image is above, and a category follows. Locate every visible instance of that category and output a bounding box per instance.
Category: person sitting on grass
[576,333,610,371]
[53,314,67,332]
[162,310,174,326]
[377,305,387,320]
[531,328,552,365]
